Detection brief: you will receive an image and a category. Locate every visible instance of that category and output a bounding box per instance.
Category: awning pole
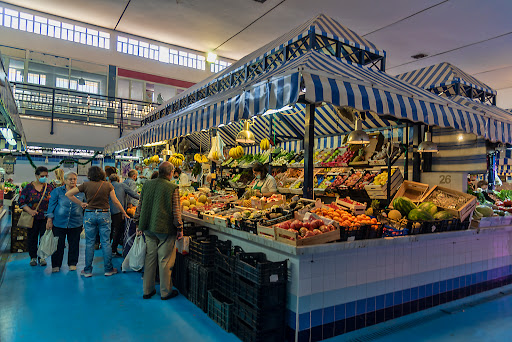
[303,103,315,199]
[413,124,421,182]
[404,122,409,180]
[268,113,274,174]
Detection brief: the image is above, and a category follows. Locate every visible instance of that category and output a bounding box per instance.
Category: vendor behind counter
[251,162,277,197]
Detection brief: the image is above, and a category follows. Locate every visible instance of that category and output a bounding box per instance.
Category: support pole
[50,88,55,135]
[488,152,496,190]
[423,127,432,172]
[412,124,422,182]
[387,142,392,205]
[268,113,274,174]
[303,103,315,199]
[404,123,409,180]
[120,99,124,138]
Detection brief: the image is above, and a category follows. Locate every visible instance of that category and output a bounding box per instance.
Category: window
[27,72,46,85]
[56,77,69,89]
[8,68,23,82]
[210,60,232,73]
[70,79,99,94]
[0,7,110,49]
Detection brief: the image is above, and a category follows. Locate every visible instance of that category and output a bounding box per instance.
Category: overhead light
[143,140,166,147]
[207,52,218,63]
[218,123,225,128]
[347,119,370,145]
[78,77,86,86]
[0,128,17,146]
[263,105,295,116]
[236,120,255,144]
[457,134,464,141]
[418,132,438,153]
[114,148,128,153]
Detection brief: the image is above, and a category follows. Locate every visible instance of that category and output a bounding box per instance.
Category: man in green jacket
[134,161,183,300]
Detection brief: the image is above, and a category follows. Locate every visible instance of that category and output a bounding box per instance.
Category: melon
[392,197,417,217]
[189,198,196,205]
[189,204,196,209]
[198,195,208,204]
[196,202,204,207]
[418,202,438,216]
[182,206,189,211]
[408,208,434,221]
[433,211,454,220]
[388,209,402,221]
[475,206,493,218]
[182,200,191,207]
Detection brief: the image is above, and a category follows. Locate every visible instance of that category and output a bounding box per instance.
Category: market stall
[104,14,512,342]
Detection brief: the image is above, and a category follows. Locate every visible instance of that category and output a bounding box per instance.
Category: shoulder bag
[18,183,48,229]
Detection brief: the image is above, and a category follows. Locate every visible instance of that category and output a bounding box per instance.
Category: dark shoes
[143,289,156,299]
[161,290,179,300]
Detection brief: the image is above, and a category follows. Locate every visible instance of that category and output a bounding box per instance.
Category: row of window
[8,68,99,94]
[0,7,110,49]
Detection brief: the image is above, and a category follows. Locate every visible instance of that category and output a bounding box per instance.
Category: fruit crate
[233,316,284,342]
[364,168,403,199]
[234,297,285,331]
[335,197,367,215]
[235,275,286,309]
[188,261,215,312]
[172,252,189,297]
[421,185,477,222]
[251,195,286,210]
[275,226,340,246]
[388,180,430,209]
[208,290,234,332]
[339,223,384,241]
[235,253,287,286]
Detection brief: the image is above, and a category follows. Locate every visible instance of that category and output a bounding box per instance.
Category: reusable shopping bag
[37,230,58,259]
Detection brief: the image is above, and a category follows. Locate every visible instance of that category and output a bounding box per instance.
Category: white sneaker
[52,267,60,273]
[69,265,77,271]
[30,258,37,266]
[40,259,47,266]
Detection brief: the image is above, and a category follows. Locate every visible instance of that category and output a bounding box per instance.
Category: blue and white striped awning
[105,50,508,155]
[396,62,496,96]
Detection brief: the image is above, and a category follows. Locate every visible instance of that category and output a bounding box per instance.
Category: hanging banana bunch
[170,153,184,167]
[194,153,208,163]
[260,138,271,150]
[229,146,245,159]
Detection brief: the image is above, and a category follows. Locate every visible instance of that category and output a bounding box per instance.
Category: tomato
[504,199,512,207]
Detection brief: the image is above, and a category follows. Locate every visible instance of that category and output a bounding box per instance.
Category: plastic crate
[383,225,409,237]
[189,236,219,267]
[235,253,287,286]
[183,223,209,238]
[234,297,285,331]
[339,224,384,241]
[215,267,234,296]
[208,290,233,332]
[233,316,284,342]
[454,217,471,231]
[216,246,244,274]
[235,276,286,309]
[172,252,189,297]
[188,261,215,312]
[240,219,259,234]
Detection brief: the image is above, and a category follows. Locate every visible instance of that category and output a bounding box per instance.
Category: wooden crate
[275,227,339,246]
[335,197,366,215]
[256,224,276,239]
[251,195,286,210]
[421,185,477,222]
[389,180,430,209]
[364,169,403,199]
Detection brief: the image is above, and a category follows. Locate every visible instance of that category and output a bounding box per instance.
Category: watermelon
[408,208,434,221]
[392,197,417,217]
[475,206,494,218]
[433,211,454,220]
[418,202,438,216]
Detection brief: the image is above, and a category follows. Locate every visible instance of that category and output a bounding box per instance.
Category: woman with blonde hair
[52,168,65,187]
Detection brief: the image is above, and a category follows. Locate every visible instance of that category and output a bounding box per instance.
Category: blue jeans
[83,211,113,273]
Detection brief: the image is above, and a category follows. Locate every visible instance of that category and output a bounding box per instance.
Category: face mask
[39,177,47,183]
[106,176,109,181]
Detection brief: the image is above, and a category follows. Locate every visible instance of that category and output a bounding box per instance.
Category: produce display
[276,218,336,239]
[354,172,377,189]
[169,153,185,167]
[423,189,467,210]
[373,169,396,185]
[194,154,209,163]
[260,138,271,151]
[229,146,245,159]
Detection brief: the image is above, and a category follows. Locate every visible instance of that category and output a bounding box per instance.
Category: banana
[175,153,184,160]
[260,138,270,150]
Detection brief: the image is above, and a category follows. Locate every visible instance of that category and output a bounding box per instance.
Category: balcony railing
[10,82,159,136]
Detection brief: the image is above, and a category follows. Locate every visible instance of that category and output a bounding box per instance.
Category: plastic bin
[233,316,284,342]
[235,253,287,285]
[188,261,214,312]
[172,252,189,297]
[208,290,233,332]
[234,297,285,331]
[189,235,220,267]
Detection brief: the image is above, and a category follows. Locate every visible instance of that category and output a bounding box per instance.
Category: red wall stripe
[117,68,195,88]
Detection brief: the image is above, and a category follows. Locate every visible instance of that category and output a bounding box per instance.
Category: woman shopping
[19,167,54,267]
[251,162,277,197]
[66,166,128,278]
[46,171,85,273]
[51,168,65,188]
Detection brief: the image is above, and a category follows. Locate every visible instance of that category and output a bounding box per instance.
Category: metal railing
[10,82,159,136]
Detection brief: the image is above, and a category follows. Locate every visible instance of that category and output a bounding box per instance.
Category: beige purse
[18,184,47,229]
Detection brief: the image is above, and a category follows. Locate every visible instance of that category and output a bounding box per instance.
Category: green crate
[207,290,233,332]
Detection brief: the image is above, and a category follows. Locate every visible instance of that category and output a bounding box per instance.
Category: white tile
[298,280,312,297]
[324,275,336,292]
[311,278,323,294]
[357,270,367,285]
[356,284,367,300]
[335,272,347,289]
[299,262,312,280]
[346,271,357,287]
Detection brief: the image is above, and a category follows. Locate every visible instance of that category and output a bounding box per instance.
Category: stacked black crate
[232,253,288,342]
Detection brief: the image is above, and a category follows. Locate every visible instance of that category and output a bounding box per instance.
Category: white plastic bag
[128,235,146,271]
[207,132,225,163]
[37,230,58,259]
[176,236,190,254]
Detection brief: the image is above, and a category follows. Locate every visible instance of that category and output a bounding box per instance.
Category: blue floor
[0,239,240,342]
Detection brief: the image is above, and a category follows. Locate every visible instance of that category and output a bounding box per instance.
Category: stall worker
[173,168,190,187]
[251,162,277,197]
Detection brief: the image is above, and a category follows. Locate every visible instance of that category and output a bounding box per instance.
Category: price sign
[421,172,468,192]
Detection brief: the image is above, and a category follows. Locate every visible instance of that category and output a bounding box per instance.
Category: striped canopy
[105,50,512,154]
[396,62,496,96]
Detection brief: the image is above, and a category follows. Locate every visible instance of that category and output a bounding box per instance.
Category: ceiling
[3,0,512,107]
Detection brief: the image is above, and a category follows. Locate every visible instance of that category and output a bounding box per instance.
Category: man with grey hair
[135,161,183,300]
[46,171,86,272]
[123,169,139,207]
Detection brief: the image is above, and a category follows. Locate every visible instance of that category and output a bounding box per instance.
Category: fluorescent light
[263,105,295,116]
[143,141,166,147]
[207,52,218,63]
[218,123,225,128]
[0,128,17,146]
[115,155,140,160]
[115,148,129,153]
[458,134,464,141]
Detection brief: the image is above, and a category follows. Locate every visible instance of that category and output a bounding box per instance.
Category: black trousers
[51,226,82,268]
[27,218,46,259]
[111,213,124,253]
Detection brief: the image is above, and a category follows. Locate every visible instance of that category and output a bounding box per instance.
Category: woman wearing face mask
[173,168,190,188]
[251,162,277,197]
[46,171,85,272]
[19,166,54,267]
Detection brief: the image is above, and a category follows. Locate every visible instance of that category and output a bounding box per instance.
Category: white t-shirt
[253,174,277,194]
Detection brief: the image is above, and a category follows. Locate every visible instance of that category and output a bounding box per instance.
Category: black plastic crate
[172,252,189,297]
[183,223,209,238]
[216,246,244,274]
[233,315,284,342]
[188,261,215,312]
[235,275,286,309]
[235,253,287,285]
[339,224,384,241]
[189,236,219,267]
[234,297,285,331]
[454,217,471,231]
[240,219,259,234]
[208,290,233,332]
[215,267,234,296]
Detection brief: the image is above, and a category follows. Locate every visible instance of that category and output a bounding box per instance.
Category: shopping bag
[37,230,58,259]
[123,218,137,258]
[128,235,146,271]
[176,236,190,254]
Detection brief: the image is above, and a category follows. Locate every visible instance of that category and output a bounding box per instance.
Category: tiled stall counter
[194,218,512,342]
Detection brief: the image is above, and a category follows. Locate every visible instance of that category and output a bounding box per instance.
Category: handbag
[18,183,48,229]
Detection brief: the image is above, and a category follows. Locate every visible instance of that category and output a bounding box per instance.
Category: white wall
[20,117,128,149]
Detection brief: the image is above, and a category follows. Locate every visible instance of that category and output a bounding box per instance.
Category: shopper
[19,166,54,267]
[66,166,128,277]
[46,171,85,272]
[109,174,139,256]
[150,171,159,179]
[123,169,139,207]
[251,162,278,197]
[52,168,65,188]
[135,161,183,300]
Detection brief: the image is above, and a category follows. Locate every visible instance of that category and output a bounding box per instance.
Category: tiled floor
[0,239,240,342]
